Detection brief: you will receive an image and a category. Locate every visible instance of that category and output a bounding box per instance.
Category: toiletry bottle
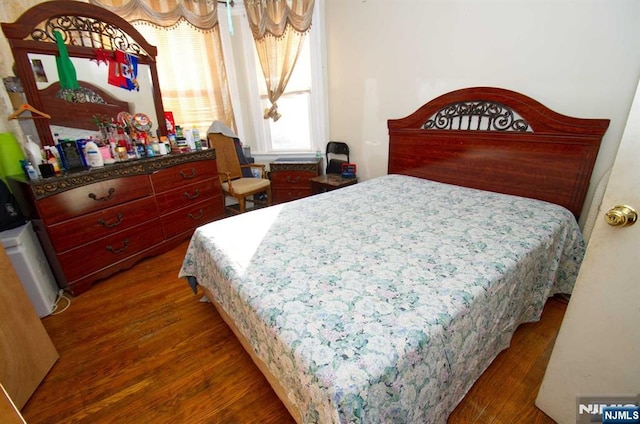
[84,140,104,168]
[184,129,194,151]
[44,146,61,175]
[192,126,201,150]
[26,161,38,180]
[75,139,88,168]
[24,135,43,177]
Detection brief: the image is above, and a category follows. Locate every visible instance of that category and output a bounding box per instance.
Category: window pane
[255,34,311,94]
[134,22,235,133]
[263,92,311,151]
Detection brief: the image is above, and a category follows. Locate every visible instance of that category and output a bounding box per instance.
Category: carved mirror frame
[1,0,167,146]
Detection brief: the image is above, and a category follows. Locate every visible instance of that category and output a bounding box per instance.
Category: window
[257,36,313,152]
[224,1,326,155]
[134,21,235,135]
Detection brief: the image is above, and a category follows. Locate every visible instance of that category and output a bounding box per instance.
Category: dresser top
[271,157,320,164]
[11,149,216,199]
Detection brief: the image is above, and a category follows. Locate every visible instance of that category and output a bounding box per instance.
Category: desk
[310,174,358,194]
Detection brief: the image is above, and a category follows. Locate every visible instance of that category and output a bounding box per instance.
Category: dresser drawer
[47,197,159,252]
[269,170,315,187]
[151,160,217,194]
[154,178,221,211]
[160,200,222,239]
[37,174,153,224]
[57,219,164,282]
[272,187,313,203]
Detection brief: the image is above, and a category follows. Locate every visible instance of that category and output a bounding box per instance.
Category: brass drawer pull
[183,189,200,200]
[188,209,205,220]
[98,213,124,228]
[88,187,116,201]
[286,176,301,183]
[106,239,129,254]
[179,168,197,179]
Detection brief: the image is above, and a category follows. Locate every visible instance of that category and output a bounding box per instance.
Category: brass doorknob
[605,204,638,227]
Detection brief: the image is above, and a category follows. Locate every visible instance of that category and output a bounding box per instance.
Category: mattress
[179,174,584,423]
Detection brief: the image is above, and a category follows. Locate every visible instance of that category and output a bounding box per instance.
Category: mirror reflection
[29,53,158,141]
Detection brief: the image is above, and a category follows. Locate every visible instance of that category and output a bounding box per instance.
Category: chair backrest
[208,133,243,180]
[326,141,350,174]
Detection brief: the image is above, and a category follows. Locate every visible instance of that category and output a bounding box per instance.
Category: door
[535,80,640,422]
[0,244,59,409]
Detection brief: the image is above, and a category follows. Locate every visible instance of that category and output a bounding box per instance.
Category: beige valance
[88,0,220,31]
[245,0,314,39]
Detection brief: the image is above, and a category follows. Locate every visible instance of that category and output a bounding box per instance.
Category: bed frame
[388,87,610,219]
[197,87,610,423]
[40,80,131,131]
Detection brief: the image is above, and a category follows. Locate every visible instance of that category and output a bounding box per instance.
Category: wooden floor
[22,239,563,423]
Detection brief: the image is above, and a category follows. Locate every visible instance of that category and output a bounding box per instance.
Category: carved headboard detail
[422,101,531,132]
[388,87,610,219]
[40,80,130,131]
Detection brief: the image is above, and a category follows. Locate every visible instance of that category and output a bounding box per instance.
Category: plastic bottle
[44,146,61,175]
[26,162,38,180]
[192,126,201,150]
[84,140,104,168]
[76,139,89,168]
[24,135,43,176]
[184,129,195,151]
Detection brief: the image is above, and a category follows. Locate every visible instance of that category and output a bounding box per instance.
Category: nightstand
[309,174,358,194]
[269,157,322,204]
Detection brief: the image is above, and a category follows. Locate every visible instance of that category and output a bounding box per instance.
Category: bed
[179,87,610,423]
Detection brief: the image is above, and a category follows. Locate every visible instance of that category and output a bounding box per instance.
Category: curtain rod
[218,0,234,6]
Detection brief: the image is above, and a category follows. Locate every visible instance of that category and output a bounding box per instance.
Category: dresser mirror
[30,53,158,135]
[2,0,167,147]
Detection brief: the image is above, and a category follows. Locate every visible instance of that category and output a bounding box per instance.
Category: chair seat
[222,177,270,195]
[209,132,272,214]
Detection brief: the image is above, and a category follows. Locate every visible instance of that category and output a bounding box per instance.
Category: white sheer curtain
[245,0,314,121]
[89,0,236,132]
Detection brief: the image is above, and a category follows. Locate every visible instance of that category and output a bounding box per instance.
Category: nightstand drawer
[272,187,313,203]
[269,170,315,187]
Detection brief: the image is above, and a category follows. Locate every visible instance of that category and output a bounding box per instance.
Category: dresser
[9,150,224,295]
[269,157,322,204]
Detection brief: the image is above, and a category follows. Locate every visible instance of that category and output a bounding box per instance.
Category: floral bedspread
[179,174,584,423]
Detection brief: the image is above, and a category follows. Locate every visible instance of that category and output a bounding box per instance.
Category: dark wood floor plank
[21,240,562,423]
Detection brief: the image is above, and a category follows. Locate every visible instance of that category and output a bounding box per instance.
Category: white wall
[3,0,640,225]
[0,0,45,135]
[325,0,640,226]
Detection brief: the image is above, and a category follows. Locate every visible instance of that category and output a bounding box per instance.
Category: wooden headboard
[387,87,610,219]
[39,80,131,131]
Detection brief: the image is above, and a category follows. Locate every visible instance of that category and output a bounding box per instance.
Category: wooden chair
[208,133,272,214]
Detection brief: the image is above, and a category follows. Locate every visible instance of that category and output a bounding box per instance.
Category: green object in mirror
[53,30,79,91]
